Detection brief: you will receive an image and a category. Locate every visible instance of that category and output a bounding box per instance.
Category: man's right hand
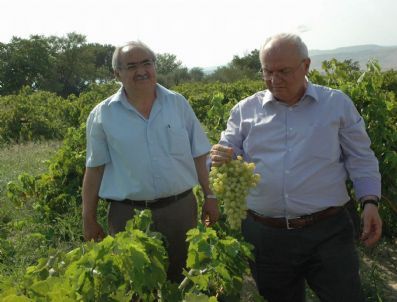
[210,144,234,166]
[83,218,105,242]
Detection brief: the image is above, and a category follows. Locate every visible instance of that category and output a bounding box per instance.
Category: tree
[0,36,54,95]
[0,33,114,97]
[48,33,114,97]
[206,49,261,82]
[189,67,205,82]
[231,49,261,72]
[155,53,182,75]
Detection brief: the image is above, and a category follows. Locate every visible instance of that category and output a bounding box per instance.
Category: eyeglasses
[260,60,305,80]
[119,59,155,71]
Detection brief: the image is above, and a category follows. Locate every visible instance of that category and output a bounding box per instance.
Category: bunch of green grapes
[210,156,261,230]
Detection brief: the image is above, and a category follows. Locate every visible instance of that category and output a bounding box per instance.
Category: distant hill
[200,45,397,74]
[309,45,397,71]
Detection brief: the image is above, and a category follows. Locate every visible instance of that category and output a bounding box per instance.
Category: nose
[135,64,147,74]
[267,73,283,84]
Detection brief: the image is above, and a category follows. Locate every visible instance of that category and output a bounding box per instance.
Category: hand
[201,197,220,227]
[83,218,105,242]
[360,204,382,247]
[210,144,233,166]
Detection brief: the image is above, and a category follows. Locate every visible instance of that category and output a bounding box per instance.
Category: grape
[209,155,261,230]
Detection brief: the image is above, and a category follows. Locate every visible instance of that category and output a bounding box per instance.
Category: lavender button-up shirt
[219,82,381,218]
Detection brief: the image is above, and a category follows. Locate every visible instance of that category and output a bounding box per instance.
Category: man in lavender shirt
[211,33,382,301]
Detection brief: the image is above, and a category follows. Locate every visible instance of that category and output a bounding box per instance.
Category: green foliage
[0,82,119,145]
[181,224,254,300]
[231,50,261,73]
[155,53,182,74]
[0,211,256,301]
[382,69,397,96]
[0,88,72,144]
[6,126,86,221]
[207,50,261,83]
[189,67,205,82]
[155,54,206,88]
[0,210,169,301]
[0,33,114,97]
[173,80,264,126]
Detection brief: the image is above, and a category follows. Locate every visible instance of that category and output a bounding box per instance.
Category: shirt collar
[304,82,319,102]
[261,81,320,107]
[155,83,173,97]
[109,83,170,106]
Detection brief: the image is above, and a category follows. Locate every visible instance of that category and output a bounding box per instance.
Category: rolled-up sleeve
[183,98,211,158]
[219,103,244,156]
[86,107,111,167]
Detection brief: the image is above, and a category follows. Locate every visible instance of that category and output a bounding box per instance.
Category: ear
[304,58,311,74]
[114,70,121,81]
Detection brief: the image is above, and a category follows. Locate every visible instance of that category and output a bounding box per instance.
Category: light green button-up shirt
[86,84,210,200]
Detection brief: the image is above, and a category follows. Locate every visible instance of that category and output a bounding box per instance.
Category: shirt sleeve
[338,94,381,199]
[219,103,244,156]
[182,97,211,158]
[85,106,111,167]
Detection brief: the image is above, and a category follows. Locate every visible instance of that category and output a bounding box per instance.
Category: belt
[247,201,352,230]
[106,189,192,209]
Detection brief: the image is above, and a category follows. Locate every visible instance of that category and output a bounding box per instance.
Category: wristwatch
[360,197,379,210]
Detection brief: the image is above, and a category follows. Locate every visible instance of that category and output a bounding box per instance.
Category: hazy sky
[1,0,396,68]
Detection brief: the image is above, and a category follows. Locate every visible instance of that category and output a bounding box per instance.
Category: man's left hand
[201,197,220,227]
[361,204,382,247]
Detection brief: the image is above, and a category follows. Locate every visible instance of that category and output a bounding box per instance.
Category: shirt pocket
[306,125,340,160]
[167,126,191,156]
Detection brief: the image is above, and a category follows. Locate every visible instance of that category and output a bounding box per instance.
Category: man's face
[114,46,157,93]
[261,42,310,105]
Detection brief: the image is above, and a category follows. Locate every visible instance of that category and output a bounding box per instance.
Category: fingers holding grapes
[210,144,233,166]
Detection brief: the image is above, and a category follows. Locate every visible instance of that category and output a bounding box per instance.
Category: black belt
[247,200,353,230]
[106,189,192,209]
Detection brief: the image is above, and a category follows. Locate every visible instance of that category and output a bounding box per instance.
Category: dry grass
[0,140,61,195]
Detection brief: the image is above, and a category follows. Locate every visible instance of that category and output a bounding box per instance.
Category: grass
[0,141,62,279]
[0,140,61,196]
[0,141,396,301]
[0,140,62,220]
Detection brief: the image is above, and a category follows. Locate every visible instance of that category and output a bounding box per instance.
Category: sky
[1,0,397,68]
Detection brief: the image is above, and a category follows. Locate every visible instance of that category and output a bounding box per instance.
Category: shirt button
[285,170,290,174]
[285,193,289,198]
[288,108,293,111]
[289,127,293,132]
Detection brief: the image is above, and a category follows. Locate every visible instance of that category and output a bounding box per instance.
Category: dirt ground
[361,238,397,302]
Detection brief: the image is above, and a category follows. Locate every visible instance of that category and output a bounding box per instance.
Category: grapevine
[209,156,261,230]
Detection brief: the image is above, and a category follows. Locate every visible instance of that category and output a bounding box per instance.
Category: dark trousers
[107,191,197,283]
[241,208,365,302]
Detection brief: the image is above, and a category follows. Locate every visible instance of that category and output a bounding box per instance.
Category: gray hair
[259,33,309,65]
[112,41,156,71]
